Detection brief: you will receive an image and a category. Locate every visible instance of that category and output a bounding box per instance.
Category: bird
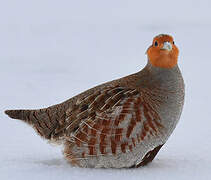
[5,34,185,168]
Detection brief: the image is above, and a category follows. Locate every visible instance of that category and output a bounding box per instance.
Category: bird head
[146,34,179,69]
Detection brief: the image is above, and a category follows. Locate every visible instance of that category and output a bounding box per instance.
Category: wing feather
[61,86,164,161]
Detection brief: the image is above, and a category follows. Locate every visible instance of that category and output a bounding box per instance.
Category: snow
[1,0,211,179]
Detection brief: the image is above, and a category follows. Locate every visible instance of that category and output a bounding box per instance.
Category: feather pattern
[60,86,164,165]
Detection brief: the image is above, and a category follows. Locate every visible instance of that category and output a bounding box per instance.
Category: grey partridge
[5,34,185,168]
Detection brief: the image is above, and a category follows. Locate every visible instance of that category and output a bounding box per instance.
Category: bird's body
[5,34,185,168]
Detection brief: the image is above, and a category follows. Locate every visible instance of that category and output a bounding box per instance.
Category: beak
[161,42,172,51]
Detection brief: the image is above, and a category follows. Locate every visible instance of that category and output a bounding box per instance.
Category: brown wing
[53,87,136,138]
[58,86,163,162]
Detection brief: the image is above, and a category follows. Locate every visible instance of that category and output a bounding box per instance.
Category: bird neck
[136,61,183,92]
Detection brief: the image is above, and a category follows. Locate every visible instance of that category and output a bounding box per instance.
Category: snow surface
[1,0,211,179]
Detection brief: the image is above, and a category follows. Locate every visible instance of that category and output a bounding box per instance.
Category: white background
[0,0,211,179]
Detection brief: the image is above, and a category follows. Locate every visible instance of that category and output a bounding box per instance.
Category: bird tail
[5,106,66,141]
[5,109,32,122]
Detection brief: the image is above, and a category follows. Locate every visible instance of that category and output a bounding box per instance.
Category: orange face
[146,34,179,69]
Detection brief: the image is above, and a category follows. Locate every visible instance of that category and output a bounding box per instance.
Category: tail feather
[5,109,31,122]
[5,106,66,140]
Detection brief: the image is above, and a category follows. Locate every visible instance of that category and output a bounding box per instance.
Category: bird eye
[173,41,175,44]
[154,41,158,46]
